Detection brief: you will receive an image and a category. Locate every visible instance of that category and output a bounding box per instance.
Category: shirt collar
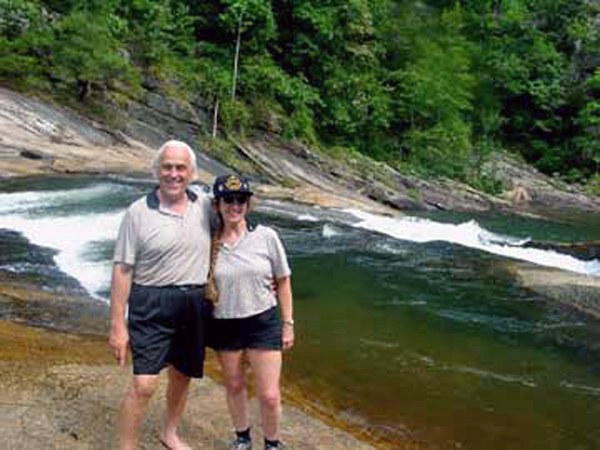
[146,186,198,210]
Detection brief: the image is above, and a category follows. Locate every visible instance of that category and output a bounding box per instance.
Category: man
[108,140,212,450]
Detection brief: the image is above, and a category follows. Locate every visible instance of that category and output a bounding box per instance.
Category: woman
[208,174,294,450]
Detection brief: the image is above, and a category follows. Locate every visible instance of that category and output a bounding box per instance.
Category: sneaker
[265,443,287,449]
[230,437,253,450]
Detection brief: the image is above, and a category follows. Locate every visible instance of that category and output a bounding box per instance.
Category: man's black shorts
[128,284,211,378]
[209,306,282,351]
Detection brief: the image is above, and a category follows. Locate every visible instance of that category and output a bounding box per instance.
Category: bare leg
[160,366,192,449]
[217,350,250,432]
[247,349,282,441]
[118,374,160,450]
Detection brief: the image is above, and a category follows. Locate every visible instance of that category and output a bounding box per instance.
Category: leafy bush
[0,0,40,39]
[50,11,141,99]
[218,99,253,135]
[470,174,505,196]
[585,174,600,196]
[405,119,471,179]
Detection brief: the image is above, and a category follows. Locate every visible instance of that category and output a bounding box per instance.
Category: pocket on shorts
[255,306,279,326]
[128,285,161,323]
[250,306,282,349]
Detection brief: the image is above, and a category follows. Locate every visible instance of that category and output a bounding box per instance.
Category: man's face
[158,145,193,201]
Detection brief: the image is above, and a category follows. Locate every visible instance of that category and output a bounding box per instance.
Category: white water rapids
[346,209,600,276]
[1,183,599,298]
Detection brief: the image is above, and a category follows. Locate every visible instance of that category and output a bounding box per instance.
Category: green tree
[0,0,57,88]
[575,69,600,174]
[392,5,475,177]
[219,0,276,100]
[115,0,196,72]
[272,0,393,155]
[471,0,597,176]
[51,10,139,100]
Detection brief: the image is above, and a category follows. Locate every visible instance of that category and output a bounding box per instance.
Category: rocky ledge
[0,87,394,215]
[502,262,600,320]
[3,86,600,218]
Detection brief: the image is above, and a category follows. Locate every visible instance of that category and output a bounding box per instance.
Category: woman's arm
[277,276,294,351]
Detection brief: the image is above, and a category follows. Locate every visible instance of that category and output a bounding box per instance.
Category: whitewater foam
[0,183,124,215]
[2,211,124,298]
[297,214,320,222]
[322,224,344,238]
[345,209,600,275]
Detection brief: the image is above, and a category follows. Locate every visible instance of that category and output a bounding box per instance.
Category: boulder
[523,240,600,261]
[504,262,600,319]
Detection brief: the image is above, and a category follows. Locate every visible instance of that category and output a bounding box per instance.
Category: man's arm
[108,263,134,367]
[277,276,294,351]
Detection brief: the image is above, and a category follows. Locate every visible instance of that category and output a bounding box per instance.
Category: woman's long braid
[206,227,221,303]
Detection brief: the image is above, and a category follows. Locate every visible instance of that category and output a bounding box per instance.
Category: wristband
[282,319,294,326]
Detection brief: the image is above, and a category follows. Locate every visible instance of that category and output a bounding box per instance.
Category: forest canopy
[1,0,599,188]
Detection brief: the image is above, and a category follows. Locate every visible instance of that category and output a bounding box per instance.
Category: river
[1,175,600,449]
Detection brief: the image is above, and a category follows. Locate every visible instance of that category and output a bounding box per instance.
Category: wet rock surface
[523,240,600,261]
[503,262,600,320]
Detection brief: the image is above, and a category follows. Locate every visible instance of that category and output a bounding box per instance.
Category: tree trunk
[212,98,219,138]
[78,80,91,102]
[231,10,244,102]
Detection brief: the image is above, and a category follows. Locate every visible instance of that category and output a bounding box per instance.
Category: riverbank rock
[0,87,394,215]
[483,150,600,216]
[522,240,600,261]
[503,262,600,320]
[3,85,600,219]
[233,137,501,214]
[0,87,155,177]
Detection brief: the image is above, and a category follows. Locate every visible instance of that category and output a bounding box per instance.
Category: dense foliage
[1,0,599,185]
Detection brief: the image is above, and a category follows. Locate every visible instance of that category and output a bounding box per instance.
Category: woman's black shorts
[209,306,282,351]
[128,283,211,378]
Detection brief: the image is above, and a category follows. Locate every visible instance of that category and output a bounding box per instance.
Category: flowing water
[1,176,600,449]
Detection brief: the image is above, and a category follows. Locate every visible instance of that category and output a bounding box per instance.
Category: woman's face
[217,194,250,226]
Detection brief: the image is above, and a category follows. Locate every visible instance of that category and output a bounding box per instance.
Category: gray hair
[152,140,198,180]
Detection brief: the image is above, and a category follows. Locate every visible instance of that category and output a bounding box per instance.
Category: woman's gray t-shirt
[212,225,291,319]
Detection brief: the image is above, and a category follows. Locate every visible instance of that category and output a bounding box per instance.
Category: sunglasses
[222,195,249,205]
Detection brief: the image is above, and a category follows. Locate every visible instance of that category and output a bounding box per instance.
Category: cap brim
[215,191,253,198]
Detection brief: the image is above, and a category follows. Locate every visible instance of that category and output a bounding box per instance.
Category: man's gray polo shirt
[113,187,212,286]
[212,225,291,319]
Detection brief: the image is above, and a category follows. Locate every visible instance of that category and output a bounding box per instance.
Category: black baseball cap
[213,174,253,198]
